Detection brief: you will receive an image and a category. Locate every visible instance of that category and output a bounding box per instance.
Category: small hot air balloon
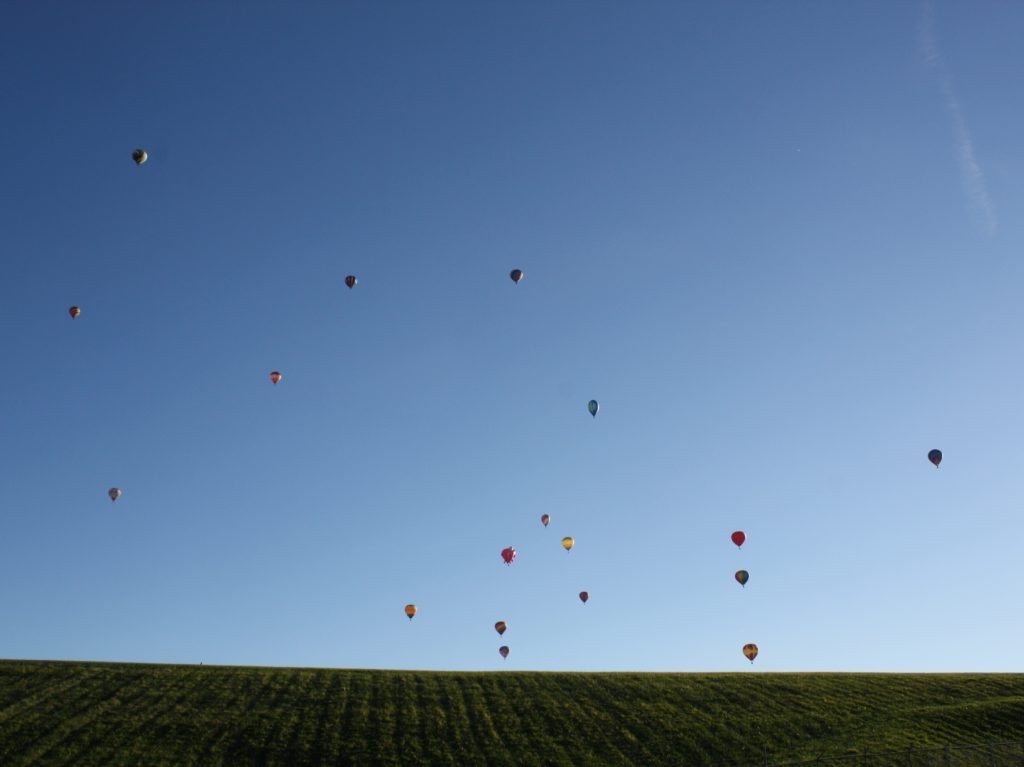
[68,306,81,319]
[404,604,417,621]
[735,570,749,587]
[561,537,575,552]
[588,400,599,418]
[495,621,507,636]
[270,371,282,385]
[731,531,746,549]
[743,643,758,663]
[132,149,148,165]
[108,488,121,502]
[541,514,550,527]
[579,591,589,604]
[928,449,942,468]
[501,546,517,565]
[345,275,357,289]
[510,269,524,284]
[499,645,509,659]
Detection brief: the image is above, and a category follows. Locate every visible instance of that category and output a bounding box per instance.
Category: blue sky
[2,1,1024,671]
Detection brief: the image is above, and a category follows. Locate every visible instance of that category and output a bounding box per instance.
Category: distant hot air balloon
[731,531,746,549]
[132,149,148,165]
[501,547,517,565]
[108,488,121,502]
[588,400,599,418]
[404,604,417,621]
[928,449,942,468]
[541,514,550,527]
[579,591,589,604]
[68,306,81,319]
[510,269,524,284]
[561,537,575,552]
[270,371,282,385]
[735,570,749,587]
[499,645,510,659]
[345,275,357,289]
[743,643,758,663]
[495,621,507,636]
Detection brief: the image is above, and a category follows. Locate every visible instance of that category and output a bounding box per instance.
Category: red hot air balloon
[731,531,746,549]
[928,449,942,468]
[579,591,589,604]
[541,514,550,527]
[501,547,517,565]
[270,371,282,385]
[495,621,507,636]
[510,269,524,284]
[499,645,510,659]
[345,275,357,289]
[68,306,81,319]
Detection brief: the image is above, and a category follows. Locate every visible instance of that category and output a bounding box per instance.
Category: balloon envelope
[404,604,417,620]
[731,531,746,548]
[108,488,121,502]
[579,591,589,604]
[499,645,509,659]
[561,537,574,552]
[588,400,599,417]
[501,547,516,565]
[743,643,758,663]
[68,306,80,319]
[345,275,357,289]
[132,149,147,165]
[495,621,507,636]
[541,514,550,527]
[735,570,749,587]
[270,371,282,385]
[510,269,524,284]
[928,449,942,467]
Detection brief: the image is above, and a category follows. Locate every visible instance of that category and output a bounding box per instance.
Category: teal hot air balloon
[588,400,599,418]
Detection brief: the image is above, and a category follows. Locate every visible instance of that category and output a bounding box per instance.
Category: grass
[0,661,1022,765]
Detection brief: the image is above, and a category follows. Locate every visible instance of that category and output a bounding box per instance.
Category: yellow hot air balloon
[743,643,758,663]
[404,604,417,621]
[561,536,574,552]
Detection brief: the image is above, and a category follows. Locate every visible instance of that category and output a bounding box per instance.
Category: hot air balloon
[495,621,507,636]
[735,570,749,587]
[345,275,357,289]
[501,546,517,565]
[270,371,282,385]
[404,604,417,621]
[579,591,589,604]
[108,488,121,502]
[928,449,942,468]
[541,514,550,527]
[68,306,81,319]
[561,537,575,552]
[731,531,746,549]
[588,400,599,418]
[743,643,758,663]
[132,149,148,165]
[510,269,524,284]
[499,645,509,659]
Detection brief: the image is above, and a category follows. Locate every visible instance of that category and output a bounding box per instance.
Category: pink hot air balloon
[501,546,517,565]
[731,531,746,549]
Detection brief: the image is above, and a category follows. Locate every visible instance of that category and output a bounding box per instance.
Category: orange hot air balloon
[270,371,282,385]
[579,591,589,604]
[499,645,509,659]
[510,269,524,284]
[561,536,574,552]
[731,531,746,549]
[345,275,357,289]
[501,547,516,565]
[541,514,550,527]
[404,604,417,621]
[108,488,121,502]
[68,306,81,319]
[743,643,758,663]
[495,621,507,636]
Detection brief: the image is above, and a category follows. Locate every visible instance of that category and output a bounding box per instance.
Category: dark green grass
[0,661,1022,766]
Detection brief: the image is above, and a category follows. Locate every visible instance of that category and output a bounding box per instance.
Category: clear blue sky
[2,1,1023,672]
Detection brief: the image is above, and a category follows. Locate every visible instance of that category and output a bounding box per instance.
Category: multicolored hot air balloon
[499,645,509,659]
[561,537,574,552]
[579,591,589,604]
[68,306,81,319]
[345,275,357,289]
[735,570,749,587]
[731,531,746,549]
[501,547,517,565]
[270,371,282,385]
[510,269,524,284]
[404,604,417,621]
[928,449,942,468]
[541,514,550,527]
[743,643,758,663]
[495,621,507,636]
[108,488,121,502]
[132,149,148,165]
[588,400,599,418]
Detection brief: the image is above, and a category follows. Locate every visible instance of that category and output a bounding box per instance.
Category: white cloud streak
[919,1,996,237]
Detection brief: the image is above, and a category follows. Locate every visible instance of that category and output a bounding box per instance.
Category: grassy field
[0,661,1022,765]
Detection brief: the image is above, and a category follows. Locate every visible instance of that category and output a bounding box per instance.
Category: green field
[0,661,1022,765]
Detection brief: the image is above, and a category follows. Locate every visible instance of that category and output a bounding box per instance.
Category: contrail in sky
[919,1,996,237]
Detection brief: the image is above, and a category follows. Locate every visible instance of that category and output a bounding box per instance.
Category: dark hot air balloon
[108,488,121,502]
[735,570,749,587]
[495,621,507,636]
[501,547,517,565]
[510,269,524,284]
[579,591,589,604]
[743,643,758,663]
[731,531,746,549]
[68,306,81,319]
[928,449,942,467]
[345,275,357,289]
[132,149,148,165]
[404,604,417,621]
[270,371,282,385]
[499,645,509,659]
[588,400,599,417]
[541,514,550,527]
